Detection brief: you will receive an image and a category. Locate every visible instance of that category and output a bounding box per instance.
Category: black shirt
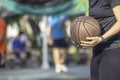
[89,0,120,33]
[89,0,120,50]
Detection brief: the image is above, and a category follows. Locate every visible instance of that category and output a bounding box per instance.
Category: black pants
[91,47,120,80]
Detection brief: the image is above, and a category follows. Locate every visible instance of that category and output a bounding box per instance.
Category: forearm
[102,21,120,40]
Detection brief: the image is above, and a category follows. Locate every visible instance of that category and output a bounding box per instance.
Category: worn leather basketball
[70,16,101,45]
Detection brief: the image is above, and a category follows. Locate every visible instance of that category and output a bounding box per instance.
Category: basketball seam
[72,24,78,43]
[85,21,100,31]
[71,22,80,43]
[70,19,80,37]
[73,18,92,22]
[83,18,93,21]
[83,20,91,37]
[78,16,87,44]
[85,21,100,35]
[78,19,82,44]
[83,17,93,37]
[70,22,78,40]
[83,18,98,30]
[71,17,84,44]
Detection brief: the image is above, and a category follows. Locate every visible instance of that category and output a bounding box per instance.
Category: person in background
[12,32,30,68]
[19,32,39,68]
[19,31,32,49]
[47,16,68,73]
[0,18,6,68]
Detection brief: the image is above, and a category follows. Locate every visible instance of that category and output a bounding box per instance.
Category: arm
[102,5,120,40]
[81,5,120,47]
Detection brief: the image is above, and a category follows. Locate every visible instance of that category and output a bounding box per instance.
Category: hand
[81,36,103,48]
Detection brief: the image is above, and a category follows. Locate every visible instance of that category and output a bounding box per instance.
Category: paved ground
[0,65,90,80]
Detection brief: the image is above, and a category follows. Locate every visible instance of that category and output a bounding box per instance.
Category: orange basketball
[70,16,101,45]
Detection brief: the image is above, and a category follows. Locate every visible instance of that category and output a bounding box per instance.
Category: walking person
[80,0,120,80]
[47,16,68,73]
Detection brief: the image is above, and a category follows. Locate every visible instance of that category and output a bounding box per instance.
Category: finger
[81,41,93,45]
[82,46,90,48]
[81,44,94,47]
[86,37,95,40]
[82,46,92,48]
[81,39,98,44]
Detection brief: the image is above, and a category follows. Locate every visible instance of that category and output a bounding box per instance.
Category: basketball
[70,16,101,45]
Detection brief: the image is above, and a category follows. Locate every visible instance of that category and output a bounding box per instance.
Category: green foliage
[68,45,80,62]
[5,16,21,25]
[76,0,89,16]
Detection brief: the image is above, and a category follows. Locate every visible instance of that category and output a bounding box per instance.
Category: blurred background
[0,0,91,80]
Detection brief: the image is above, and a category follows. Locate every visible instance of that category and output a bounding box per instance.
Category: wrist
[100,36,105,42]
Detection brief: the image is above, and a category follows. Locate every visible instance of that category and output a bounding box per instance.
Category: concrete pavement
[0,65,90,80]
